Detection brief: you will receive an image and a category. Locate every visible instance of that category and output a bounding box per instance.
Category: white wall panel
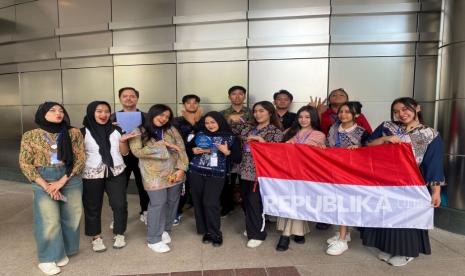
[329,57,414,102]
[62,67,114,104]
[15,38,59,62]
[0,106,21,137]
[176,22,247,42]
[177,61,247,104]
[113,27,174,47]
[20,70,62,105]
[0,73,19,105]
[113,53,176,66]
[63,104,90,128]
[249,46,328,60]
[177,49,247,63]
[250,18,329,38]
[249,59,328,104]
[249,0,329,10]
[112,0,175,22]
[176,0,247,16]
[114,64,176,104]
[0,6,15,41]
[18,60,61,72]
[58,0,110,28]
[21,105,37,132]
[61,56,113,69]
[15,0,57,38]
[414,56,438,102]
[359,101,392,130]
[331,14,417,35]
[60,32,112,51]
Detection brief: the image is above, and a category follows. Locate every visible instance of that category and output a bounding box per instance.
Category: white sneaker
[148,241,170,253]
[140,211,147,225]
[109,221,114,229]
[92,237,106,252]
[247,239,263,248]
[378,251,392,262]
[388,256,415,266]
[56,256,69,267]
[162,231,171,244]
[326,240,348,256]
[38,262,61,275]
[113,234,126,249]
[327,231,351,244]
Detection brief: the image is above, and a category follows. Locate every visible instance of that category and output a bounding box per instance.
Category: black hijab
[82,101,115,169]
[34,102,74,176]
[199,111,233,136]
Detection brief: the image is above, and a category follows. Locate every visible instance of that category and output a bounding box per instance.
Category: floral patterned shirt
[232,123,283,181]
[129,127,189,191]
[19,128,86,182]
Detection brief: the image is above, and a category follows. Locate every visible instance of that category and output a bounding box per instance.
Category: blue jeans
[33,166,83,262]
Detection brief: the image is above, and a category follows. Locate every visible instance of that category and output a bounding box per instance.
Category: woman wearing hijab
[188,111,242,247]
[19,102,86,275]
[81,101,135,253]
[128,104,188,253]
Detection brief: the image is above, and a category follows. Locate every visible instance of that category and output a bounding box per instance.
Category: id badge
[50,151,61,165]
[245,143,251,153]
[210,153,218,167]
[187,133,195,142]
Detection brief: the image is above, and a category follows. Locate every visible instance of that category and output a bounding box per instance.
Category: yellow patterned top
[129,126,188,191]
[19,128,86,182]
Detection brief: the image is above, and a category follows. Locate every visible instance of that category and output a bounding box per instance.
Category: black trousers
[189,171,225,238]
[83,173,128,236]
[123,153,149,214]
[220,173,237,212]
[240,179,266,240]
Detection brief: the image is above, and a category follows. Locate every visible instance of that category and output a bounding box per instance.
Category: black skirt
[360,228,431,257]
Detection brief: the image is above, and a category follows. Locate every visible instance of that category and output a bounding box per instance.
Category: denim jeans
[33,166,83,262]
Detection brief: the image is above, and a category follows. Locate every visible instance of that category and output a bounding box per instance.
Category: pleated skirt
[360,227,431,257]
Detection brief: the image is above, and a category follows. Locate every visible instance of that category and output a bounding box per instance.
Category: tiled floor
[1,180,465,276]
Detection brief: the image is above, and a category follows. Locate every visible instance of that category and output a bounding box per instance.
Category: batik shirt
[368,121,445,187]
[326,123,369,148]
[19,128,86,182]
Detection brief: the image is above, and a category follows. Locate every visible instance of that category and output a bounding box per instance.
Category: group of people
[19,85,445,275]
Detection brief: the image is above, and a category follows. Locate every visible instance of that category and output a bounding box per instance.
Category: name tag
[187,134,195,142]
[210,153,218,167]
[245,143,251,153]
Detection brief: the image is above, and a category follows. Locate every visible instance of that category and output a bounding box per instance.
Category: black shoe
[276,235,290,251]
[212,236,223,247]
[315,223,330,230]
[202,233,212,244]
[293,235,305,244]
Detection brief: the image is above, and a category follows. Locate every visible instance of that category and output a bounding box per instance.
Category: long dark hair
[251,101,282,130]
[390,97,423,123]
[141,104,173,143]
[283,106,320,142]
[337,102,358,123]
[198,111,232,135]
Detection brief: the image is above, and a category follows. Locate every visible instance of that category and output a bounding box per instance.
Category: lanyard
[296,129,313,144]
[43,132,62,150]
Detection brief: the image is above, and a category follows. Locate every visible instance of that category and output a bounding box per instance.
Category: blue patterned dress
[360,121,445,257]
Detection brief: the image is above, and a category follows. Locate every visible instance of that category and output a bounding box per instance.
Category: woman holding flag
[325,102,369,256]
[361,97,445,266]
[275,106,326,251]
[231,101,283,248]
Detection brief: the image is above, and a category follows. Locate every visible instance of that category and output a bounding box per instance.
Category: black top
[278,111,297,130]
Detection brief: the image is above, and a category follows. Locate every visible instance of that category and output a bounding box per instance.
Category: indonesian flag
[249,142,433,229]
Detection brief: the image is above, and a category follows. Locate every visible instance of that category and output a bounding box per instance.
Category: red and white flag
[250,142,433,229]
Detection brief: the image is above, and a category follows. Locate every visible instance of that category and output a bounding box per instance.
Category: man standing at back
[172,94,202,225]
[219,85,251,217]
[273,89,296,130]
[111,87,149,224]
